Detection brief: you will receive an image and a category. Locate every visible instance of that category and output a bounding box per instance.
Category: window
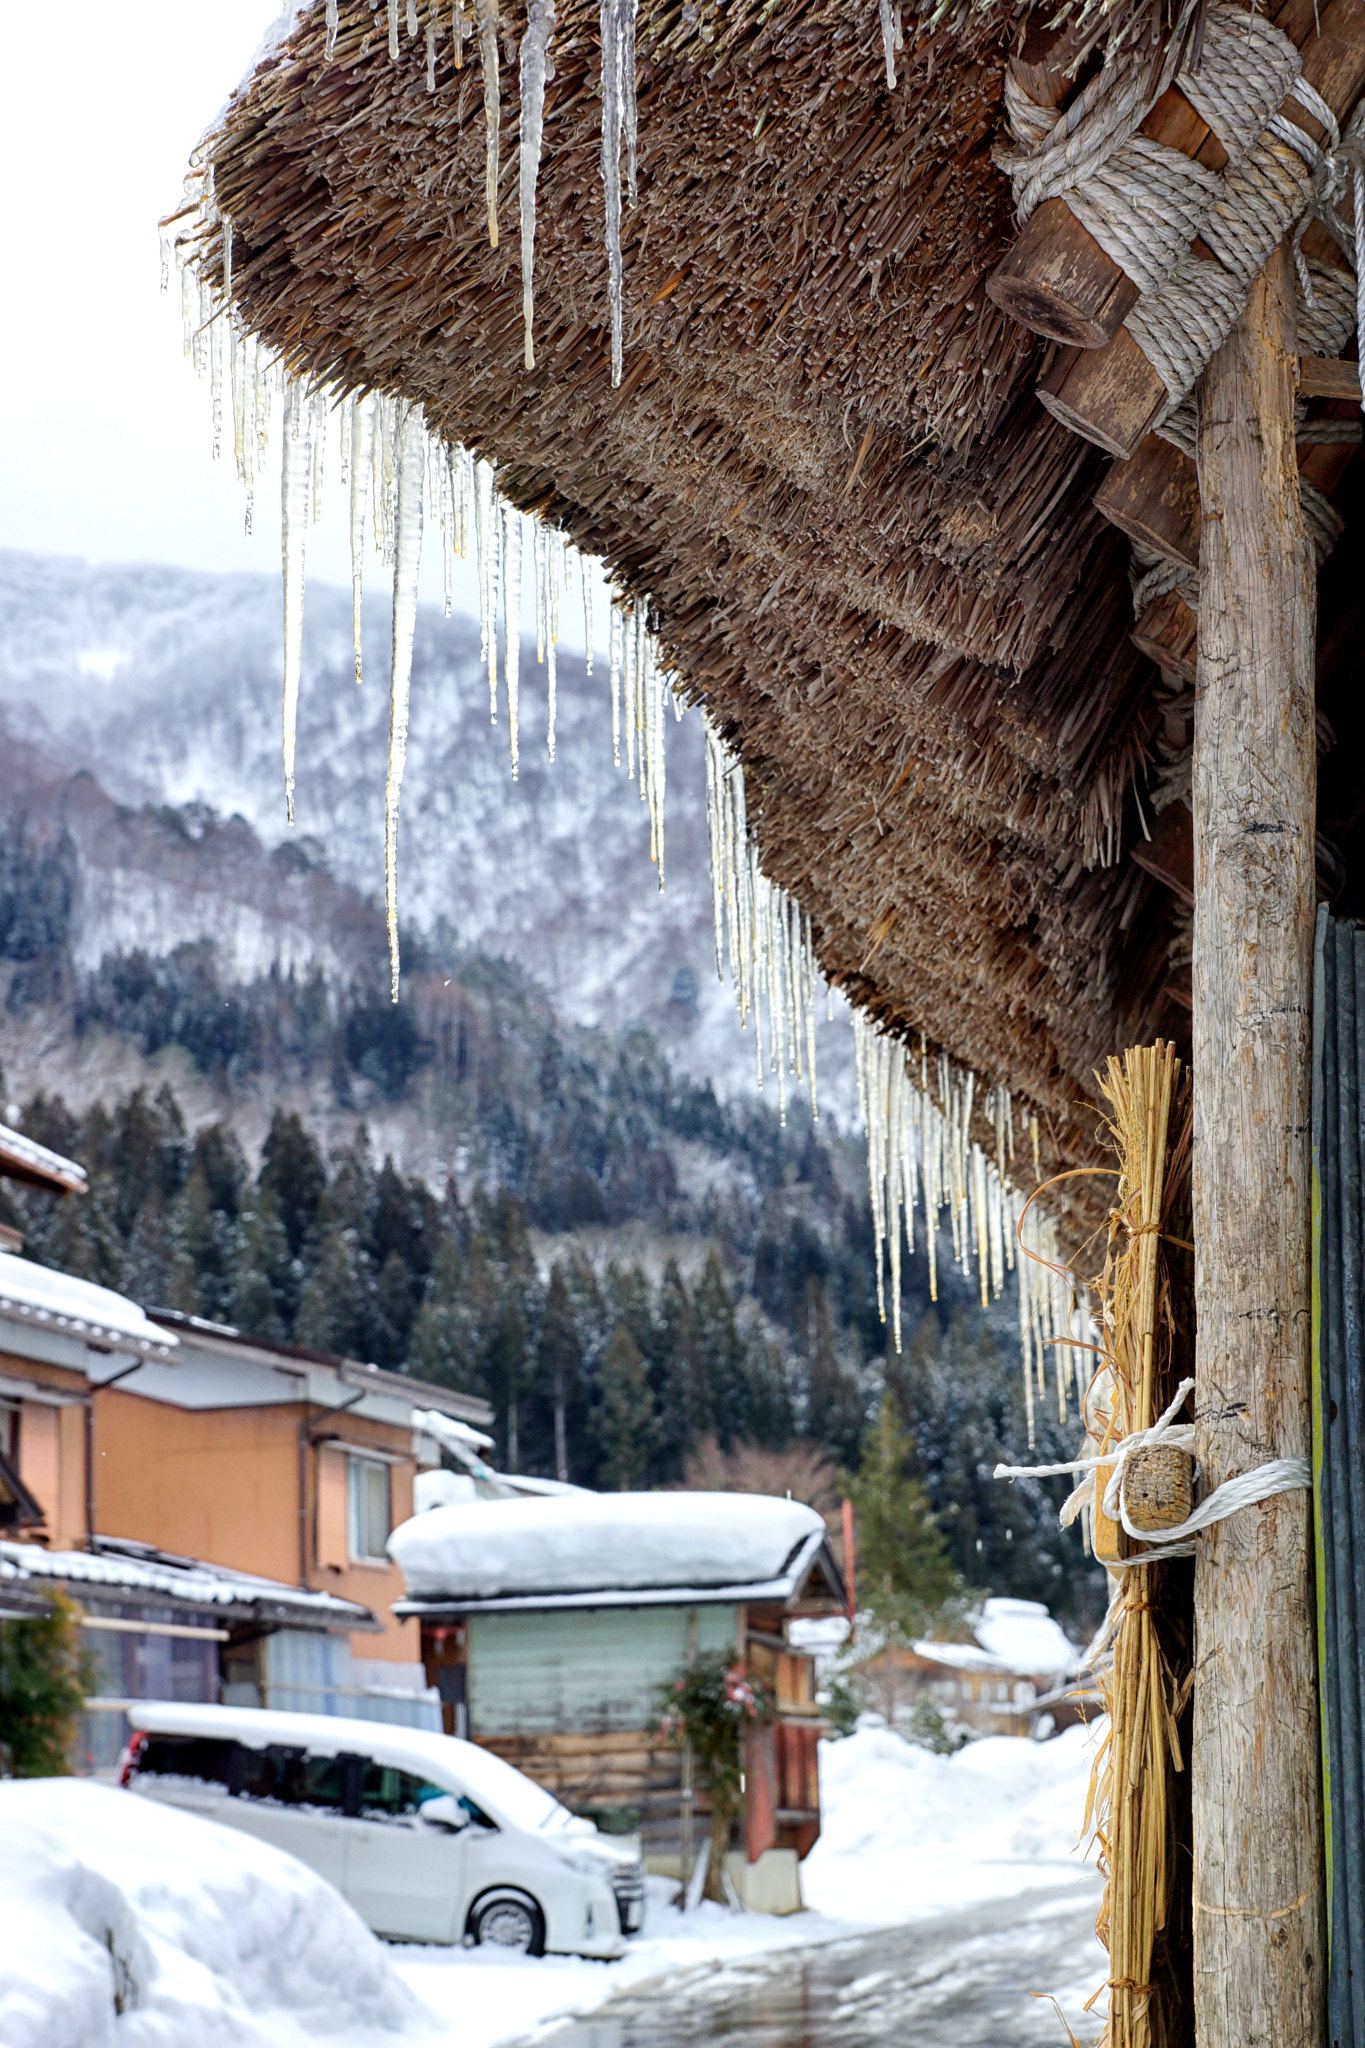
[347,1456,391,1564]
[358,1762,444,1820]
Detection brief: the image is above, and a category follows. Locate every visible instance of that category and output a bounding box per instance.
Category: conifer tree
[845,1396,964,1641]
[596,1324,655,1489]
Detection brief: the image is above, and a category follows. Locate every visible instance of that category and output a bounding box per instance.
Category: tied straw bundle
[1081,1043,1195,2048]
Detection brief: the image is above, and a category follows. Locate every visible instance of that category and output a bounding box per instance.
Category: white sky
[0,1,503,624]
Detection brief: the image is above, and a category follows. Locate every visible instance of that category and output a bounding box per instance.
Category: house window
[347,1455,391,1564]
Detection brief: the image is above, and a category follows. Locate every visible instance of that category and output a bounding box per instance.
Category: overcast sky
[0,1,494,621]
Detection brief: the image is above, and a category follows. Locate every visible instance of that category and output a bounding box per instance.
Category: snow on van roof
[387,1490,826,1604]
[0,1250,176,1358]
[129,1700,579,1835]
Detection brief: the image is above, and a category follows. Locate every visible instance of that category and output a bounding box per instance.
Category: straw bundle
[1083,1042,1194,2048]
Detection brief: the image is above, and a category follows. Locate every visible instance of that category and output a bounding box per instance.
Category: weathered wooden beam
[987,82,1219,348]
[1033,0,1365,454]
[1094,434,1201,566]
[1132,590,1197,681]
[1191,238,1324,2048]
[1099,428,1356,569]
[1299,353,1362,400]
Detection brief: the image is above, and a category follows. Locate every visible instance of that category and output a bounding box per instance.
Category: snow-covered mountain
[0,550,849,1116]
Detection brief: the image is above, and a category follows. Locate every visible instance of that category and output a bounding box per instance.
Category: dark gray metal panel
[1312,909,1365,2047]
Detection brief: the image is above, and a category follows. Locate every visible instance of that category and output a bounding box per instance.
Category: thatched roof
[191,0,1364,1213]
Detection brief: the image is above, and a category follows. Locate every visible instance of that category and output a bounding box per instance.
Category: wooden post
[1191,238,1324,2048]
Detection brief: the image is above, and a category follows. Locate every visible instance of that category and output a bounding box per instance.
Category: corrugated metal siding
[1311,908,1365,2048]
[262,1629,441,1730]
[468,1605,739,1734]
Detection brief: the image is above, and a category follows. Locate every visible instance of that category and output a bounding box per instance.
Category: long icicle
[280,379,313,826]
[386,406,426,999]
[519,0,556,370]
[349,397,375,686]
[502,501,522,776]
[476,0,501,248]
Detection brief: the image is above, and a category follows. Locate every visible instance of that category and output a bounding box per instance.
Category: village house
[0,1120,494,1762]
[388,1488,846,1915]
[870,1597,1089,1740]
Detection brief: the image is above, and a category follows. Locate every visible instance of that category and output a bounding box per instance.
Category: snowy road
[534,1884,1104,2048]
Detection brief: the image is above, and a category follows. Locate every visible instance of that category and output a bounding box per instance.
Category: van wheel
[469,1891,545,1956]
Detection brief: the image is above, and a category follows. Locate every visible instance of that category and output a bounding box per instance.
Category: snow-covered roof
[0,1123,87,1197]
[0,1539,374,1630]
[0,1251,177,1358]
[915,1599,1079,1679]
[389,1490,831,1608]
[128,1701,589,1838]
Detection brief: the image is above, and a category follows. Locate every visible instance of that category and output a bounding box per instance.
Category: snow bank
[388,1490,824,1601]
[801,1723,1100,1923]
[0,1780,437,2048]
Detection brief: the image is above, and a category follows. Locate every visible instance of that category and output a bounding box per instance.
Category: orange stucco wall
[93,1390,418,1661]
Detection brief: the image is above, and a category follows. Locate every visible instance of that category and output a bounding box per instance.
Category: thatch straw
[1083,1042,1194,2048]
[191,0,1186,1232]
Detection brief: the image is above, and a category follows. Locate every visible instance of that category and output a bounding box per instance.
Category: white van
[120,1701,644,1957]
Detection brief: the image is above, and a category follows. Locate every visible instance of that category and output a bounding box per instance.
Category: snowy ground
[396,1723,1104,2048]
[0,1726,1103,2048]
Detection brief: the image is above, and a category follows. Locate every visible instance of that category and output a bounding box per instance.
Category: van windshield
[448,1748,581,1833]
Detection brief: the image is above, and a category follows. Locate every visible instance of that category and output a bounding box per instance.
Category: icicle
[877,0,897,89]
[327,0,340,58]
[609,603,623,765]
[599,0,630,385]
[386,405,426,1000]
[349,397,375,686]
[622,0,639,205]
[545,533,559,761]
[208,293,223,460]
[474,459,498,718]
[476,0,501,248]
[311,387,328,521]
[408,0,419,34]
[339,400,352,489]
[502,501,522,776]
[426,16,437,86]
[582,556,594,673]
[280,380,313,827]
[388,0,400,59]
[519,0,556,370]
[222,218,234,305]
[453,0,465,67]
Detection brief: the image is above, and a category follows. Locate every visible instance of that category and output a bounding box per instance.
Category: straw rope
[998,6,1302,298]
[1002,6,1365,417]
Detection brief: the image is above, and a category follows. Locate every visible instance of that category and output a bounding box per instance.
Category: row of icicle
[168,221,672,1000]
[704,719,822,1127]
[311,0,903,389]
[851,1011,1086,1438]
[171,158,1078,1436]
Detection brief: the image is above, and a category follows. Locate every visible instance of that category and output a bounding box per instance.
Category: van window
[358,1762,446,1820]
[138,1735,237,1788]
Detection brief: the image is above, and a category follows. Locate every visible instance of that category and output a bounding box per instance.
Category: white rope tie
[994,1377,1311,1563]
